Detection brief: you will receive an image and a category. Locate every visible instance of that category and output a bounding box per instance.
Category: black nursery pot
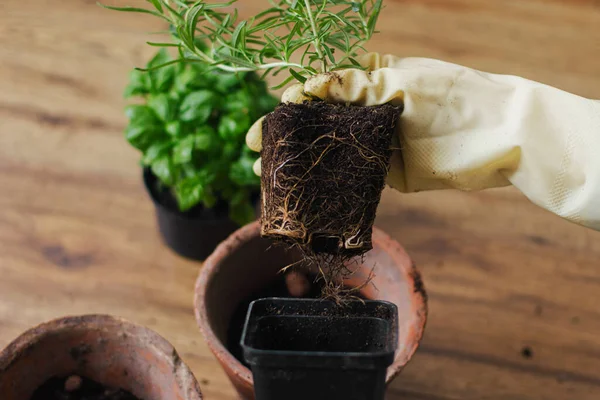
[240,298,398,400]
[143,168,259,261]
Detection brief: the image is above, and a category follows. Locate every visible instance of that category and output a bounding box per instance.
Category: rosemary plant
[100,0,383,88]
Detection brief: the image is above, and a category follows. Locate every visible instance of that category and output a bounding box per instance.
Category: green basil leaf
[148,49,175,92]
[256,94,279,115]
[174,177,204,211]
[125,125,156,151]
[229,199,255,226]
[123,105,162,150]
[218,114,250,140]
[172,135,195,164]
[229,154,260,186]
[124,69,150,98]
[202,191,217,208]
[230,189,248,206]
[179,90,216,122]
[223,99,248,114]
[197,164,218,184]
[148,93,177,121]
[194,127,216,151]
[147,48,170,69]
[125,104,158,125]
[142,141,172,165]
[174,63,210,93]
[165,120,182,137]
[151,156,174,185]
[221,141,239,160]
[214,72,243,93]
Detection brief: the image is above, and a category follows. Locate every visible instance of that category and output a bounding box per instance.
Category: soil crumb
[30,375,142,400]
[521,346,533,359]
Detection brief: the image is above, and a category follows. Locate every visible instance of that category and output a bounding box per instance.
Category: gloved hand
[247,53,600,231]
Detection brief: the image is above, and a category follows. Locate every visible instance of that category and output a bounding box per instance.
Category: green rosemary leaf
[349,57,362,67]
[203,0,237,10]
[231,20,247,48]
[147,0,163,13]
[96,3,170,22]
[253,6,282,20]
[185,3,205,46]
[324,10,361,32]
[271,66,287,77]
[289,69,307,83]
[219,54,256,70]
[271,74,297,90]
[316,0,328,18]
[101,0,384,85]
[367,0,383,36]
[323,46,336,64]
[167,0,187,19]
[135,58,191,73]
[147,41,180,47]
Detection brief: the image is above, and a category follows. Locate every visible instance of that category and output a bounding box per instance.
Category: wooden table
[1,0,600,399]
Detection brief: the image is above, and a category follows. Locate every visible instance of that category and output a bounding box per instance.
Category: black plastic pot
[143,168,259,261]
[240,298,398,400]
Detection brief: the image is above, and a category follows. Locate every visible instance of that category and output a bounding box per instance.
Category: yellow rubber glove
[247,53,600,230]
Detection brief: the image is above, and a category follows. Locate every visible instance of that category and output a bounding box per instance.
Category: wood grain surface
[1,0,600,399]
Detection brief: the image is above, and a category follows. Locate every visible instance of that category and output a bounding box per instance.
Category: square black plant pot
[142,168,259,261]
[240,298,398,400]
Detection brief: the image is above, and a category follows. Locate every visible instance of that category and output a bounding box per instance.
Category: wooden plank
[1,0,599,399]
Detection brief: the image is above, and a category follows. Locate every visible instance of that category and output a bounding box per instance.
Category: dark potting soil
[261,101,402,256]
[226,271,368,366]
[253,315,389,353]
[30,375,142,400]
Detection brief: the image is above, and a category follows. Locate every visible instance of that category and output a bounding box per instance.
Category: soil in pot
[226,269,367,367]
[260,101,402,257]
[30,375,141,400]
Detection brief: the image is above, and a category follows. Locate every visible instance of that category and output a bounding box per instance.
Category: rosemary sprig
[100,0,383,87]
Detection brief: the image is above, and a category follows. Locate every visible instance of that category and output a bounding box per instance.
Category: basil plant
[124,48,277,225]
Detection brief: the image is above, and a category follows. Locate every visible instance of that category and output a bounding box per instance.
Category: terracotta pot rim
[193,221,428,387]
[0,314,203,399]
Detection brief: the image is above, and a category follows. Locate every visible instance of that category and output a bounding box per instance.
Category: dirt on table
[30,375,142,400]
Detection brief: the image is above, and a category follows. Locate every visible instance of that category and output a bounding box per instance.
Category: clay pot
[0,314,203,400]
[194,221,428,399]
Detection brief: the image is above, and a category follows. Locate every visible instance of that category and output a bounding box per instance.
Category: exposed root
[261,102,401,257]
[261,102,401,301]
[277,242,376,303]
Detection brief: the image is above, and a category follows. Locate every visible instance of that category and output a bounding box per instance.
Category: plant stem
[188,46,304,73]
[303,0,326,73]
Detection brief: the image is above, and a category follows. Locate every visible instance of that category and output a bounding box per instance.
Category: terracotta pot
[0,314,203,400]
[194,221,428,400]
